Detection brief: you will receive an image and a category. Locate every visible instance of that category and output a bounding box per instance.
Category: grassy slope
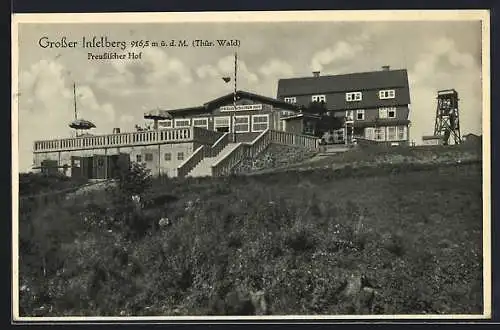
[19,161,483,316]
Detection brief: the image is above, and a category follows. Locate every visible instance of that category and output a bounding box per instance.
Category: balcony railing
[33,127,222,153]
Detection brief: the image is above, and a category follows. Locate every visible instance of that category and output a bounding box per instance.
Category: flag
[222,77,231,83]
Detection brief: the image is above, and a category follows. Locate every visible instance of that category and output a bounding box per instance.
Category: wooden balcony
[33,127,222,153]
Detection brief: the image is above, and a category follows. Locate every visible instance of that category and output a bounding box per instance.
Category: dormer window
[312,95,326,102]
[346,92,362,102]
[379,89,396,99]
[284,97,297,104]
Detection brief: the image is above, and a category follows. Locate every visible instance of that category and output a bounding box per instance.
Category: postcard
[11,10,491,322]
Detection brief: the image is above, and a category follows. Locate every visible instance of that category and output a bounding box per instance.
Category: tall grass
[18,161,483,316]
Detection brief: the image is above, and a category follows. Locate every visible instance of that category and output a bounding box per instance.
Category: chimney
[382,65,390,71]
[113,127,121,134]
[312,71,320,78]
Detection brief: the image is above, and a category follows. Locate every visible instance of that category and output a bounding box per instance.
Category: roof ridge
[278,68,408,81]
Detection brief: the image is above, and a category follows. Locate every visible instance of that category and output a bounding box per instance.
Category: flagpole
[233,51,237,143]
[73,82,77,120]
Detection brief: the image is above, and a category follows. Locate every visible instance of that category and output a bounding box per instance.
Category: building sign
[219,104,263,112]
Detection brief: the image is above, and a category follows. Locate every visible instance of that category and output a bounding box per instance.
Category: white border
[11,10,491,322]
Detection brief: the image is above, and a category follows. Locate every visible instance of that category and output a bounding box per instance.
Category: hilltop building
[276,67,412,146]
[32,90,319,179]
[31,67,414,179]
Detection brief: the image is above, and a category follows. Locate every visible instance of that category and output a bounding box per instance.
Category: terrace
[33,127,221,153]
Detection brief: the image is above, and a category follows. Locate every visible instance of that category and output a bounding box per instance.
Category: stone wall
[231,143,317,175]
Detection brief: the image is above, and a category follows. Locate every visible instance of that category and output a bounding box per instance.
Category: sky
[15,18,484,172]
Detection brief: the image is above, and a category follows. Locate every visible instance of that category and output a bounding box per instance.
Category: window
[177,152,184,161]
[136,155,142,162]
[193,118,209,129]
[304,121,315,135]
[159,120,173,128]
[374,127,385,141]
[280,110,295,118]
[174,119,191,128]
[398,126,406,140]
[252,114,269,132]
[365,128,375,140]
[346,110,354,122]
[387,127,397,141]
[379,89,396,99]
[234,115,250,133]
[164,152,171,161]
[284,97,297,104]
[356,109,365,120]
[214,116,230,132]
[144,153,153,162]
[346,92,362,102]
[379,107,397,119]
[312,95,326,102]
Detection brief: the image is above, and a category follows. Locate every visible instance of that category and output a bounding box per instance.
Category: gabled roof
[205,90,300,111]
[144,90,302,119]
[277,69,409,97]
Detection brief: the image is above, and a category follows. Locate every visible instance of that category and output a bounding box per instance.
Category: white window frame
[233,115,250,133]
[379,89,396,100]
[346,92,362,102]
[160,119,173,128]
[174,118,191,128]
[365,127,375,140]
[251,114,270,132]
[387,126,398,141]
[214,116,231,131]
[311,95,326,102]
[192,117,209,129]
[379,107,397,119]
[284,97,297,104]
[374,127,385,141]
[346,110,354,122]
[398,126,406,140]
[356,109,365,121]
[388,108,397,119]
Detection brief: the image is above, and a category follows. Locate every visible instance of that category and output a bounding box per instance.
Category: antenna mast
[232,51,237,142]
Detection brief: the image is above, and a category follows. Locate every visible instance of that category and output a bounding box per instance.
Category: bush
[18,162,483,316]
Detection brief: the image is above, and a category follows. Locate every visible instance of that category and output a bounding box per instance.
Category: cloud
[17,59,117,172]
[99,48,193,95]
[407,37,482,144]
[310,40,365,72]
[195,64,219,79]
[195,55,259,85]
[258,59,294,78]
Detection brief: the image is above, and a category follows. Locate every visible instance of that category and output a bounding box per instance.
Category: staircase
[188,143,241,177]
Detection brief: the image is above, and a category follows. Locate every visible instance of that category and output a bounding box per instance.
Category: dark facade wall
[285,119,303,134]
[291,86,410,111]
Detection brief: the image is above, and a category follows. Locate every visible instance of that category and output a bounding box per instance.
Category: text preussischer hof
[37,36,241,60]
